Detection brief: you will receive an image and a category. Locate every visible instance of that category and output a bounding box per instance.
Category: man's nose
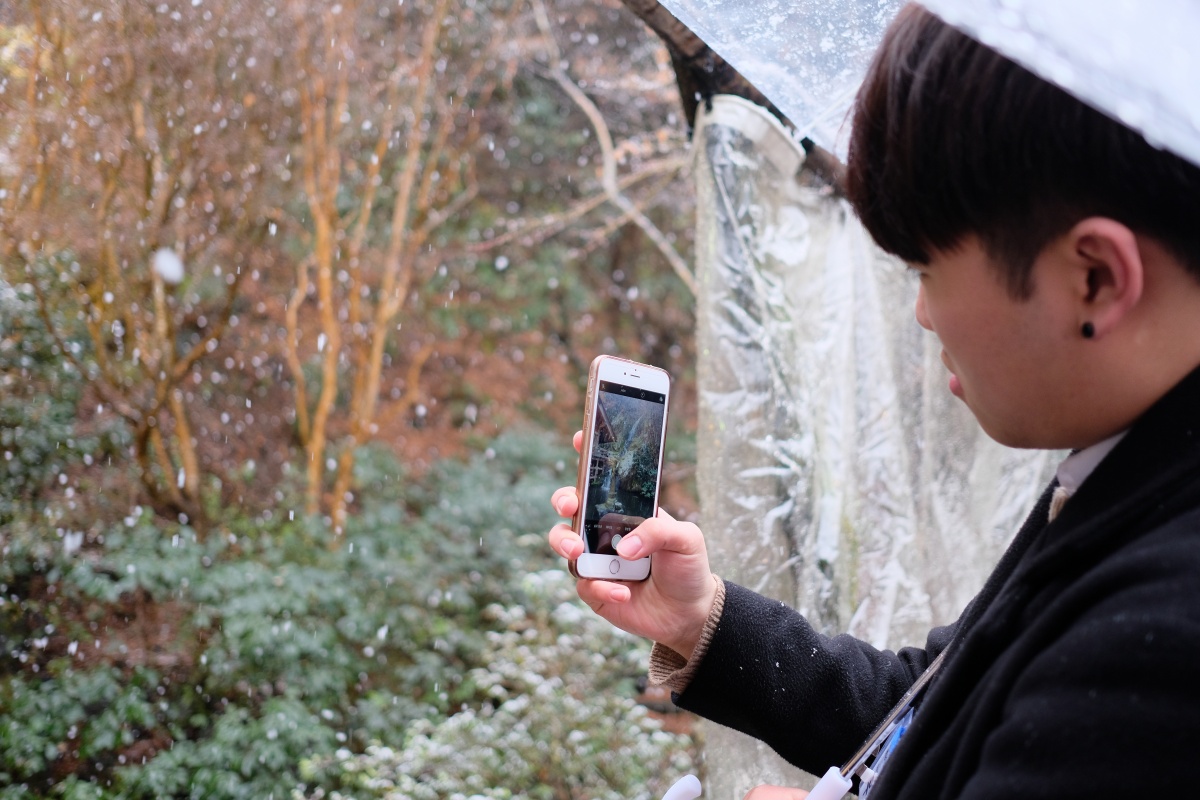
[915,284,933,332]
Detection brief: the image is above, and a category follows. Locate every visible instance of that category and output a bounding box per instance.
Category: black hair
[845,4,1200,297]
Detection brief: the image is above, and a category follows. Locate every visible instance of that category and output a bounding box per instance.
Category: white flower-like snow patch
[152,248,185,285]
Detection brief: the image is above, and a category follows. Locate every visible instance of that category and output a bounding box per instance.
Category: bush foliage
[298,571,695,800]
[0,433,695,799]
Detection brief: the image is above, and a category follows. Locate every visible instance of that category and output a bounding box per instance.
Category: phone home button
[608,559,621,575]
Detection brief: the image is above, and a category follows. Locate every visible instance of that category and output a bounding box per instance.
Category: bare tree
[0,0,283,526]
[531,0,694,295]
[0,0,699,537]
[278,0,524,535]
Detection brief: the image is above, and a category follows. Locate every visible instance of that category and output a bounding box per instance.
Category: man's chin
[975,417,1046,450]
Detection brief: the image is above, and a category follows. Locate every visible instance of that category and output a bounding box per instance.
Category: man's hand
[547,431,718,660]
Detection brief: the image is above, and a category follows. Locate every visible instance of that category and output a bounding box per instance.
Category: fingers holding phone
[548,481,583,562]
[565,507,716,660]
[742,786,810,800]
[549,502,718,659]
[549,483,718,659]
[551,485,579,520]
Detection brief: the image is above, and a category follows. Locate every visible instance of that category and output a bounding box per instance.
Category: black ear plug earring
[1081,322,1095,339]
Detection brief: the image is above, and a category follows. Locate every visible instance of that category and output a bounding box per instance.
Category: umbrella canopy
[655,0,904,153]
[924,0,1200,169]
[659,0,1200,167]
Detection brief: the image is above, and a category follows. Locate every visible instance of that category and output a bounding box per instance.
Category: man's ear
[1066,217,1144,338]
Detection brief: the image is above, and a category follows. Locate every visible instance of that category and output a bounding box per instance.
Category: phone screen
[582,379,667,555]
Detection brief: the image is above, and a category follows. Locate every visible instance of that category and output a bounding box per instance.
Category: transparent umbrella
[659,0,1200,167]
[924,0,1200,168]
[656,0,904,153]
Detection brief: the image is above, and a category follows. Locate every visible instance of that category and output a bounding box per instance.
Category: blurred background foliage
[0,0,699,796]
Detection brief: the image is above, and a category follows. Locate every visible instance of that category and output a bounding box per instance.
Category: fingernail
[555,499,566,516]
[609,586,629,602]
[616,534,642,558]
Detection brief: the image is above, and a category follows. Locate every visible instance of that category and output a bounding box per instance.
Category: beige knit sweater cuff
[646,574,726,694]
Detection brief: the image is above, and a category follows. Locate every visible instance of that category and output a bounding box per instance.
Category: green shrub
[296,570,696,800]
[0,430,677,800]
[0,283,102,524]
[0,663,158,796]
[115,698,338,800]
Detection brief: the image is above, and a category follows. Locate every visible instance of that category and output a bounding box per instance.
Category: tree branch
[467,155,686,254]
[532,0,695,295]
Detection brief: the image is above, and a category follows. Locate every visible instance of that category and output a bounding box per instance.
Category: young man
[549,5,1200,799]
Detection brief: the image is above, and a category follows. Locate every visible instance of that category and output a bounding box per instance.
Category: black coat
[674,366,1200,798]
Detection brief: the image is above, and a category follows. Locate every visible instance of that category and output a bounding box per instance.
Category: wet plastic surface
[694,94,1059,644]
[925,0,1200,168]
[660,0,1200,167]
[692,93,1060,797]
[658,0,904,153]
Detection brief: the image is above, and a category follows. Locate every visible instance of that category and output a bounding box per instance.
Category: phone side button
[609,559,621,575]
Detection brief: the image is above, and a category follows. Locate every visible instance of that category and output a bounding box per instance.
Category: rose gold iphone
[572,355,671,581]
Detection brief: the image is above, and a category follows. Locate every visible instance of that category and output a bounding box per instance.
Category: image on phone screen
[582,380,666,556]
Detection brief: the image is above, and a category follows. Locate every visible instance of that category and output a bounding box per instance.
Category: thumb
[617,512,704,559]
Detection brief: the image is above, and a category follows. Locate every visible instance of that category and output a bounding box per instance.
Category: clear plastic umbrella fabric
[923,0,1200,169]
[690,95,1056,796]
[692,95,1055,653]
[657,0,905,154]
[661,0,1200,166]
[668,0,1200,650]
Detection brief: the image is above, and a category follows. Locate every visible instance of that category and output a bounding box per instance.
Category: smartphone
[572,355,671,581]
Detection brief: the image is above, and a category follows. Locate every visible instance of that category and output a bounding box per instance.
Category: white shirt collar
[1055,430,1127,496]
